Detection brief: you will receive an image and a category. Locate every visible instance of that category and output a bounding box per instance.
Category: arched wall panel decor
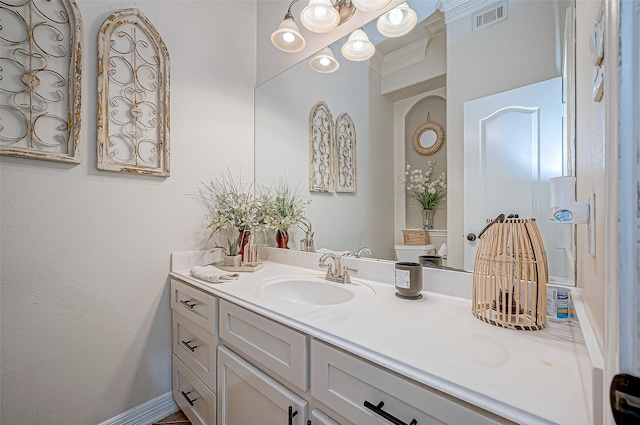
[0,0,83,163]
[97,8,170,177]
[335,112,356,193]
[309,101,334,192]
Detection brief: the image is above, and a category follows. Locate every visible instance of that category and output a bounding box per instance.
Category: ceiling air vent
[472,2,507,31]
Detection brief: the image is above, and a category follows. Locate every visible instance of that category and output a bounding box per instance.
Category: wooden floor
[153,410,191,424]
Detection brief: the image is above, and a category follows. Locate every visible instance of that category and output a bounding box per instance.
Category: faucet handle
[342,265,358,284]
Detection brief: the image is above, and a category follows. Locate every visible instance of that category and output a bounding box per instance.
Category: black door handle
[288,406,298,425]
[611,374,640,424]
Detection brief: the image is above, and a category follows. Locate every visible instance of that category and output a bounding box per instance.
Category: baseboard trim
[98,392,178,425]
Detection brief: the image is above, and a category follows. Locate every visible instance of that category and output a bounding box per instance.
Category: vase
[275,230,289,249]
[238,229,250,261]
[422,208,435,230]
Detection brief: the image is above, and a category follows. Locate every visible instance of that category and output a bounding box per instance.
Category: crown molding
[438,0,502,24]
[381,38,430,76]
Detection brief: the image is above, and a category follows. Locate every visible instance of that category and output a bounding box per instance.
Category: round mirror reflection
[420,130,438,148]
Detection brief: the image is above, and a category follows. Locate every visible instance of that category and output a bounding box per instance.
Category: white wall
[445,0,567,268]
[0,1,256,424]
[575,0,606,351]
[255,57,395,259]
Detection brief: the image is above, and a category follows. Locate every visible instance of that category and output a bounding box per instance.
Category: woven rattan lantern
[472,217,548,330]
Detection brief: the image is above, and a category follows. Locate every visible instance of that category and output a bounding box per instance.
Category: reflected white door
[463,77,573,283]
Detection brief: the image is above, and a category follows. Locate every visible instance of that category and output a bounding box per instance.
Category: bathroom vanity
[169,249,595,425]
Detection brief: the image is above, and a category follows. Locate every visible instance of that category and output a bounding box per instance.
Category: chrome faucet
[355,247,371,258]
[319,253,358,284]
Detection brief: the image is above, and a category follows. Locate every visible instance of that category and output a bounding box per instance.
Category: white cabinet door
[217,346,308,425]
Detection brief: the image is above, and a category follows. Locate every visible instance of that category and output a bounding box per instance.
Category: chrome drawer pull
[181,340,198,352]
[179,299,197,309]
[181,390,197,407]
[364,400,417,425]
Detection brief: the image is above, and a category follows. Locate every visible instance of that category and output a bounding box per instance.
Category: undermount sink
[256,275,374,305]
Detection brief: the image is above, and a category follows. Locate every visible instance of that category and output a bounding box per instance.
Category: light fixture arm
[284,0,300,19]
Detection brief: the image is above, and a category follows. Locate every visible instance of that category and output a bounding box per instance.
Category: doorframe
[604,0,640,423]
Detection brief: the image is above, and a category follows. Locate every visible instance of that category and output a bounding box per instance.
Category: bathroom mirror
[255,0,575,284]
[420,131,437,148]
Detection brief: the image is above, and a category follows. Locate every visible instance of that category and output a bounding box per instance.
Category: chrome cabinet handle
[466,233,477,241]
[179,299,196,309]
[181,390,197,407]
[181,340,198,352]
[364,400,417,425]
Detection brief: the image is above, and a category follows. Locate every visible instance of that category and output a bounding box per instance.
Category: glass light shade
[341,28,375,61]
[301,0,340,33]
[309,47,340,73]
[351,0,392,13]
[376,2,418,37]
[271,17,306,52]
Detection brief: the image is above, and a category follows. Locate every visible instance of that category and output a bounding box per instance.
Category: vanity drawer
[171,279,217,332]
[311,340,514,425]
[173,312,217,391]
[311,409,341,425]
[219,299,309,391]
[173,354,216,425]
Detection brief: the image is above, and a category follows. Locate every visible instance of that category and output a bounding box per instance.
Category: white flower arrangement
[404,161,447,210]
[199,170,264,238]
[262,181,310,235]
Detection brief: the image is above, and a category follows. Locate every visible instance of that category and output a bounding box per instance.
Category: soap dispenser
[243,232,258,266]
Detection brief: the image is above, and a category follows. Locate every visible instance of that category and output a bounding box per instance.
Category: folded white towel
[190,265,239,283]
[317,248,352,257]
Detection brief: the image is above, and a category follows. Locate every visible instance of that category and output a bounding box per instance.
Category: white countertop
[170,252,592,425]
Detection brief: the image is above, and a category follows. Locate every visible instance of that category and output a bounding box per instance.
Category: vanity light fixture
[351,0,392,13]
[300,0,341,33]
[341,28,375,61]
[376,1,418,37]
[271,0,307,52]
[309,47,340,73]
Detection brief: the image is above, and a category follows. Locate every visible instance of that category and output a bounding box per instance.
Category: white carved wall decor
[335,112,356,193]
[0,0,82,163]
[97,8,170,176]
[309,101,334,192]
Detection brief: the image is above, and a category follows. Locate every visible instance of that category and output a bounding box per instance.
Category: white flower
[400,162,447,209]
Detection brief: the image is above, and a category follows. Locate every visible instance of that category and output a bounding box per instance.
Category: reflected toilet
[394,244,436,262]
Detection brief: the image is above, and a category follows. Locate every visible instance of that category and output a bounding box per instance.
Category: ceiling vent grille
[472,2,507,31]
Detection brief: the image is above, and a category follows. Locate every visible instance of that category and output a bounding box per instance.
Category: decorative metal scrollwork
[0,0,82,163]
[309,101,334,192]
[335,112,356,193]
[97,8,170,176]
